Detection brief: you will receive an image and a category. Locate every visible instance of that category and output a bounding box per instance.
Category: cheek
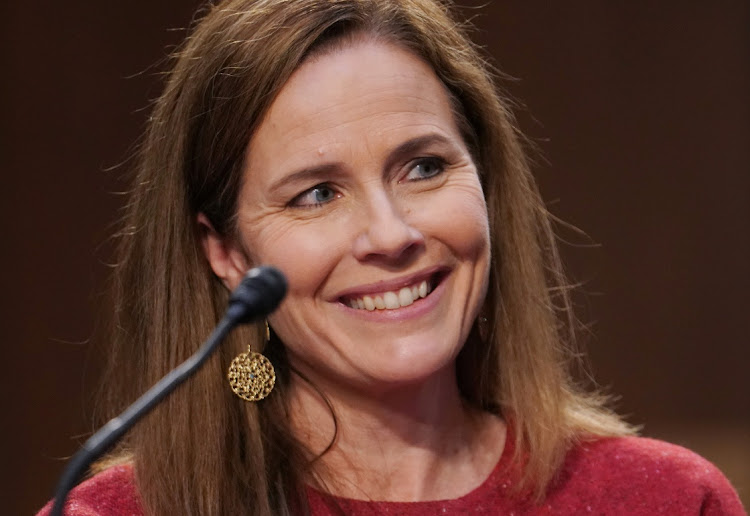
[241,218,349,356]
[414,182,490,259]
[243,217,348,298]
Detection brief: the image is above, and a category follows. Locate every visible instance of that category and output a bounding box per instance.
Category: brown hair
[102,0,633,514]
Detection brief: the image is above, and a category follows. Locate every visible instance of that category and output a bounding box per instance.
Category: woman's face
[230,39,490,395]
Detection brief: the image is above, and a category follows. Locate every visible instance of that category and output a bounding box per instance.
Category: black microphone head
[228,266,287,323]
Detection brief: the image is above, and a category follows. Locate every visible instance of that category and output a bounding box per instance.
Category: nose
[352,190,424,263]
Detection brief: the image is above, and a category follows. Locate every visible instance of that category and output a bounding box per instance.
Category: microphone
[226,265,288,324]
[49,266,287,516]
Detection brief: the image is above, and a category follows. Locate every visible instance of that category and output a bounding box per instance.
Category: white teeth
[383,291,400,309]
[398,287,414,306]
[346,279,431,311]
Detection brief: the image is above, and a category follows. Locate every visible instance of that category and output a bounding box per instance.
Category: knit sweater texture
[38,435,746,515]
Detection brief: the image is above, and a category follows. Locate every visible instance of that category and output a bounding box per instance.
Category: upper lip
[330,265,448,302]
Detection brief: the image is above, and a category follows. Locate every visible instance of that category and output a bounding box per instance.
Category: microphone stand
[49,266,286,516]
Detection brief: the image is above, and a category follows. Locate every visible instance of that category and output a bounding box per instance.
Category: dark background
[2,2,748,513]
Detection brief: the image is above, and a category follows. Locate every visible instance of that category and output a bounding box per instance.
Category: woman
[41,0,744,515]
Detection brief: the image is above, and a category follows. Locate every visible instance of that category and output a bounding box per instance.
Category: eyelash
[288,157,448,209]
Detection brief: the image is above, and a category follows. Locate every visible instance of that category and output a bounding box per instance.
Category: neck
[287,367,505,501]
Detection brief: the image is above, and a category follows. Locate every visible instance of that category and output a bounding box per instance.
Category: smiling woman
[38,1,744,515]
[203,40,491,405]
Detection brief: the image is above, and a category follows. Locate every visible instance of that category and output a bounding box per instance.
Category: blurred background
[2,1,747,513]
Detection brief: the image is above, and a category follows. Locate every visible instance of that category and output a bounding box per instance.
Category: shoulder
[37,464,144,516]
[546,436,746,515]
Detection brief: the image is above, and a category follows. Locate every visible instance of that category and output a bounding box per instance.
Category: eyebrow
[267,163,344,196]
[267,132,458,193]
[382,133,456,173]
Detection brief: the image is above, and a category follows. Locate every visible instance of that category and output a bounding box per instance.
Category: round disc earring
[227,321,276,401]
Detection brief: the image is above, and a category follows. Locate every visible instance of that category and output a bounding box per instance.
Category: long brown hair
[102,1,633,514]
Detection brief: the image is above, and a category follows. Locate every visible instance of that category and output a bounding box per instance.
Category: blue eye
[291,183,338,207]
[405,157,445,181]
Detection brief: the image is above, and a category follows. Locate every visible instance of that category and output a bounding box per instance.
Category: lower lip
[334,274,449,322]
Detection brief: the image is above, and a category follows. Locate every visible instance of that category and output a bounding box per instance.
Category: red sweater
[39,436,746,515]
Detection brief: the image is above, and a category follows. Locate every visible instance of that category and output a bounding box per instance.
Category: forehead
[245,39,461,179]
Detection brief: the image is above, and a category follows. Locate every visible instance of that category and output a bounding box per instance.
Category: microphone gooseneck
[49,266,287,516]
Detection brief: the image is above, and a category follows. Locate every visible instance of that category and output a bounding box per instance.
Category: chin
[357,339,461,388]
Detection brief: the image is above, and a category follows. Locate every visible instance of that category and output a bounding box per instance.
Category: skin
[201,38,505,501]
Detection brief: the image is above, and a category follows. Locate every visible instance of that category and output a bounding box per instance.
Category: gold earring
[227,321,276,401]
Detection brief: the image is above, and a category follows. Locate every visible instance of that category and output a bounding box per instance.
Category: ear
[197,213,249,291]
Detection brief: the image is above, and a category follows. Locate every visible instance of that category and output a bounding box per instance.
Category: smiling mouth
[340,273,442,311]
